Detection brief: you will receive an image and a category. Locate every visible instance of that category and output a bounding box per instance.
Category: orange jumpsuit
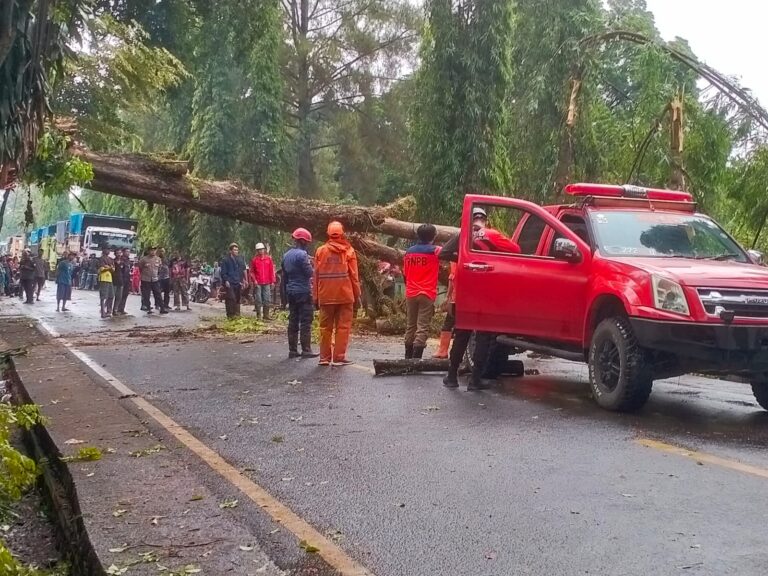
[313,239,361,363]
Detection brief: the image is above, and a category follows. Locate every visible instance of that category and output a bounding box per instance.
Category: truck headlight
[652,275,689,315]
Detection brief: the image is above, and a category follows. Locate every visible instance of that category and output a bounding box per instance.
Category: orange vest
[313,240,361,305]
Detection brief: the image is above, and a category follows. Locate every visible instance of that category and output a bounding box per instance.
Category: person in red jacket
[314,222,361,366]
[471,207,521,253]
[250,242,276,320]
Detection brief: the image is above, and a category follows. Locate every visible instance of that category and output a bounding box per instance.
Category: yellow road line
[637,438,768,480]
[37,320,373,576]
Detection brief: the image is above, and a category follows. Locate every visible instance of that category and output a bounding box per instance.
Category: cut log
[373,358,449,376]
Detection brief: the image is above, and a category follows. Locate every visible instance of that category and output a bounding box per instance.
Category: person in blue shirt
[56,252,76,312]
[220,243,246,318]
[281,228,318,359]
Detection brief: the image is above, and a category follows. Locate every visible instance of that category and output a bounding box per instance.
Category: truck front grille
[697,288,768,318]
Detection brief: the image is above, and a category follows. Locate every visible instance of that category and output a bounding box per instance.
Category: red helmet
[292,228,312,242]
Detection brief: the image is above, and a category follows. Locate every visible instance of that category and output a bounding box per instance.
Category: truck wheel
[750,381,768,411]
[588,317,653,412]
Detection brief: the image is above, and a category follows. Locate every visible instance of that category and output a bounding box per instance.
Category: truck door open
[455,195,592,342]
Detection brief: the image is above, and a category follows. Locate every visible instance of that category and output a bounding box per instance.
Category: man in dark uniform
[442,206,520,391]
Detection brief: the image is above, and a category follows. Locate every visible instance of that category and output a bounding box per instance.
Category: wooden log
[373,358,449,376]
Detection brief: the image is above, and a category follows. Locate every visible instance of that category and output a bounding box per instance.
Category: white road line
[35,319,373,576]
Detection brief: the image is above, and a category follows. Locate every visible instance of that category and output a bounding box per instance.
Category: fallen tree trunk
[373,358,449,376]
[75,151,460,257]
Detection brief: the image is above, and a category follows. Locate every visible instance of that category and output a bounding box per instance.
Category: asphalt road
[4,288,768,575]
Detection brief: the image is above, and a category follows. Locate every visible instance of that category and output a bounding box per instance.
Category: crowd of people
[3,209,518,385]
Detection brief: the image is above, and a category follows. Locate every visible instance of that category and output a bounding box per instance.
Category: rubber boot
[467,372,492,391]
[443,367,459,388]
[412,346,425,359]
[432,331,452,359]
[255,307,262,319]
[263,306,271,321]
[300,334,319,358]
[288,331,300,358]
[405,344,414,359]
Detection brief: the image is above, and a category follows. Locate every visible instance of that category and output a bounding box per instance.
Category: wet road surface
[3,288,768,575]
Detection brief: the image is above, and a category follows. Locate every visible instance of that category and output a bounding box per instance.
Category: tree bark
[74,149,460,264]
[373,358,450,376]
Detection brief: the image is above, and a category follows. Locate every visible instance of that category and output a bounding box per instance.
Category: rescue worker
[314,221,361,366]
[281,229,319,359]
[221,242,246,318]
[471,207,521,253]
[441,207,521,390]
[433,261,456,359]
[403,224,441,359]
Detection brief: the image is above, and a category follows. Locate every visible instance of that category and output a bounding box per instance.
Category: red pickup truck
[455,183,768,412]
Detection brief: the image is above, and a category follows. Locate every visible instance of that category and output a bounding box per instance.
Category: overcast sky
[645,0,766,105]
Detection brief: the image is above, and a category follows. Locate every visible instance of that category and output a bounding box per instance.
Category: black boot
[467,373,492,391]
[443,368,459,388]
[412,346,425,359]
[300,334,319,358]
[405,344,414,359]
[288,331,300,358]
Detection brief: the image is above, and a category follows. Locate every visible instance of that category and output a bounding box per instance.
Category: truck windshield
[589,210,748,262]
[89,232,136,251]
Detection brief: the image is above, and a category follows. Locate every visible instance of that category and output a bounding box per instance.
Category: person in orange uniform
[433,261,457,359]
[313,221,361,366]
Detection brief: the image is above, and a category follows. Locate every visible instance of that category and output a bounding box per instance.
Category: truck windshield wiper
[698,253,740,261]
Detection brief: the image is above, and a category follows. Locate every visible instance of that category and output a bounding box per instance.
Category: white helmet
[255,242,266,250]
[472,207,487,219]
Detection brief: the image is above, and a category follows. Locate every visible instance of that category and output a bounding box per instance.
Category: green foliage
[22,131,93,198]
[0,1,89,177]
[0,541,59,576]
[51,15,187,151]
[413,0,515,223]
[0,403,43,516]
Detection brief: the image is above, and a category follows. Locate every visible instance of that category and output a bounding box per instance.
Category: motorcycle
[189,273,212,304]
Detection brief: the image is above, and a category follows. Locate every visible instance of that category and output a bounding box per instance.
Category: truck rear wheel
[588,317,653,412]
[750,380,768,411]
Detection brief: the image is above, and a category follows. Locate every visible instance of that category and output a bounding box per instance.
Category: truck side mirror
[748,249,764,266]
[553,238,582,263]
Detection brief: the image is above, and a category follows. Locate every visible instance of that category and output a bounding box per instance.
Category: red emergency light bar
[564,183,693,203]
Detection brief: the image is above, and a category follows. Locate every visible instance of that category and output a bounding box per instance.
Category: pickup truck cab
[455,183,768,412]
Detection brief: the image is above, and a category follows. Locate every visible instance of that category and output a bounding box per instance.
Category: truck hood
[608,257,768,289]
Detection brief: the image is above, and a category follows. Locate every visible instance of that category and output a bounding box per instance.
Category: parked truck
[455,183,768,413]
[26,213,139,263]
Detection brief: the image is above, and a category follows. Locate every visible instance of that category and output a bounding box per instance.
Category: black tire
[588,317,653,412]
[750,381,768,411]
[196,286,210,304]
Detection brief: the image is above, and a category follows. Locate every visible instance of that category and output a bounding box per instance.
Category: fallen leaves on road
[219,499,239,509]
[108,544,129,553]
[271,435,284,443]
[239,544,255,551]
[64,438,85,445]
[299,540,320,554]
[129,444,165,458]
[61,446,103,462]
[112,509,128,518]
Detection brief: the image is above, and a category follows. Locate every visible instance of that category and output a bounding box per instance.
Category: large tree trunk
[75,150,459,263]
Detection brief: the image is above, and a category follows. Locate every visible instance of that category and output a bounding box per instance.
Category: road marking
[37,320,373,576]
[637,438,768,480]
